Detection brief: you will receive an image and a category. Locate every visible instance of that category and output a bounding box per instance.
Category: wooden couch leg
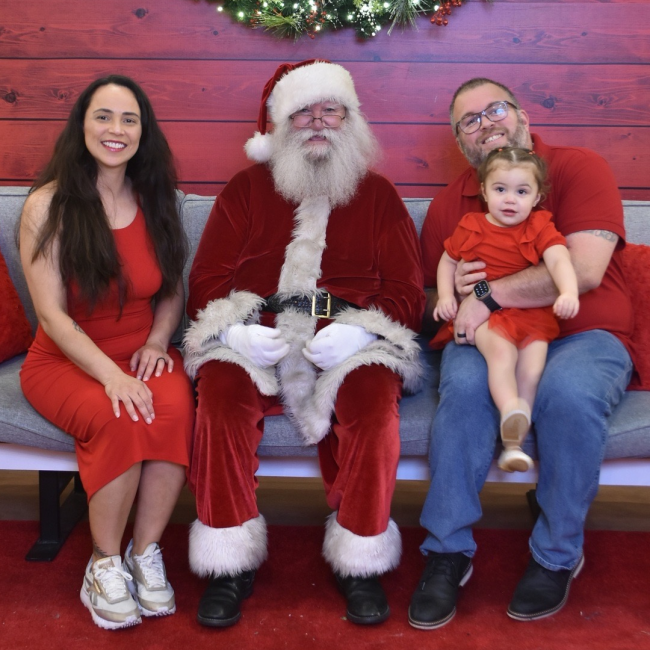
[25,471,87,562]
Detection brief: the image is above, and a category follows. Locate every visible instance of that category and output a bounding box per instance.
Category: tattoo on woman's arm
[72,321,84,334]
[581,229,618,242]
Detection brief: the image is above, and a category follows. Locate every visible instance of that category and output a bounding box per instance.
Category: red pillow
[0,248,33,363]
[620,243,650,391]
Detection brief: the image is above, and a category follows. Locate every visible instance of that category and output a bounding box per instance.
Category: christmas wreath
[206,0,474,39]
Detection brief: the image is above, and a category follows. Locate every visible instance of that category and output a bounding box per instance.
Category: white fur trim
[188,516,268,577]
[322,513,401,577]
[293,306,423,444]
[245,131,274,164]
[272,194,330,444]
[334,307,424,393]
[276,195,331,296]
[269,62,360,128]
[183,290,279,395]
[275,310,319,443]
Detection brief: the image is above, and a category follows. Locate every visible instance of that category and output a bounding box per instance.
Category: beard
[458,118,530,169]
[269,115,380,208]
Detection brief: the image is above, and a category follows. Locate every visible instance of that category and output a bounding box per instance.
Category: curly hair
[30,74,187,312]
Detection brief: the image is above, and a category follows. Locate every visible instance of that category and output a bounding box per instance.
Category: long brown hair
[30,75,187,311]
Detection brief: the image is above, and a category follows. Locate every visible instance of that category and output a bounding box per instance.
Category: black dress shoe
[508,555,584,621]
[197,570,256,627]
[408,552,473,630]
[335,574,390,625]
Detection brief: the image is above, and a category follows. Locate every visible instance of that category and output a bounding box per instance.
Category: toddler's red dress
[432,209,567,349]
[21,208,195,500]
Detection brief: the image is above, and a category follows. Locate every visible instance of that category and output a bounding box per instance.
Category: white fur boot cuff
[189,515,268,578]
[322,512,402,578]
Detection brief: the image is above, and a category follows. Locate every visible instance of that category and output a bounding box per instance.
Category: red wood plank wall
[1,0,649,199]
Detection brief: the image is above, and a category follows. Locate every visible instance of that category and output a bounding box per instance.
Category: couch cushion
[0,354,75,452]
[0,187,37,332]
[620,243,650,390]
[0,248,33,363]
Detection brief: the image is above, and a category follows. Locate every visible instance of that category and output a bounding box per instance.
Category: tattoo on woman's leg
[92,538,110,559]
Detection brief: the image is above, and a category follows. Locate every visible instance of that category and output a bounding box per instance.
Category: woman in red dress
[19,75,195,630]
[432,148,579,473]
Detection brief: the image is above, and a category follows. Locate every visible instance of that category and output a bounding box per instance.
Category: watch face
[474,280,490,299]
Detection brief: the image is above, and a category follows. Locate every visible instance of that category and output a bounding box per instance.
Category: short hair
[449,78,521,134]
[477,147,550,200]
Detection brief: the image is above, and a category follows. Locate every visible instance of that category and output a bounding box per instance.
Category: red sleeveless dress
[20,208,195,500]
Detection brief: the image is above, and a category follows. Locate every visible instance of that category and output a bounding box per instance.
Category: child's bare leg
[515,340,549,409]
[474,323,519,412]
[475,324,533,472]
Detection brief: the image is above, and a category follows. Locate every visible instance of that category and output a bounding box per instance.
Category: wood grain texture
[0,0,648,200]
[2,121,648,189]
[2,60,649,127]
[1,1,649,64]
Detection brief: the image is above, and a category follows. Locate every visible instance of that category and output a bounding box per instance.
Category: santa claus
[184,59,425,627]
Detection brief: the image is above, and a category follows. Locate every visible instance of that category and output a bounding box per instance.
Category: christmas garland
[206,0,472,39]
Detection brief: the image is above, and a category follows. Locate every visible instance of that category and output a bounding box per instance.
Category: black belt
[264,292,358,319]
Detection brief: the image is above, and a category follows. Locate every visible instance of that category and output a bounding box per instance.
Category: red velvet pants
[189,360,403,537]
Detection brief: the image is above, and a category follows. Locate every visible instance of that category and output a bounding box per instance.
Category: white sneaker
[498,447,535,473]
[124,540,176,617]
[80,555,142,630]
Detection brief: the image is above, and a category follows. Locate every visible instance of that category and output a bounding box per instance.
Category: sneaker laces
[135,546,167,589]
[95,564,134,600]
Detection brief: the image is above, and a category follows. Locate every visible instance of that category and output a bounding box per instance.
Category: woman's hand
[130,343,173,381]
[104,371,155,424]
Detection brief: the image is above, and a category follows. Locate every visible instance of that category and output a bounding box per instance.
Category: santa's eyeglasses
[290,109,346,129]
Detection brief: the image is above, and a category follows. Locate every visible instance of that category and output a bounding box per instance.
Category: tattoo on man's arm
[72,321,84,334]
[580,229,618,242]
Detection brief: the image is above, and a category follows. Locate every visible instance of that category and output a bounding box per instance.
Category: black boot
[335,573,390,625]
[197,570,256,628]
[408,552,473,630]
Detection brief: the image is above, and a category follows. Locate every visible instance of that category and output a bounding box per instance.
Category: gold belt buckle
[311,293,332,318]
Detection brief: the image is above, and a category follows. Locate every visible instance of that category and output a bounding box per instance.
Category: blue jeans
[419,329,632,571]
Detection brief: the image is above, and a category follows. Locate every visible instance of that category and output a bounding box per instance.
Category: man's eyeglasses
[290,111,346,129]
[455,101,518,135]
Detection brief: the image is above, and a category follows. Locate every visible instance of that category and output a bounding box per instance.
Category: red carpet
[1,521,649,650]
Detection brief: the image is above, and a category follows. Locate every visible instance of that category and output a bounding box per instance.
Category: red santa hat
[245,59,361,163]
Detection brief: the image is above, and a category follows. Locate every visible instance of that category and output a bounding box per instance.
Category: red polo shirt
[420,133,634,357]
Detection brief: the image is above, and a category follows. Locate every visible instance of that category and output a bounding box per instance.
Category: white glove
[302,323,377,371]
[219,323,290,368]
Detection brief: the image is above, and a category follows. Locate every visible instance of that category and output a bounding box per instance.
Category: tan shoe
[498,447,534,473]
[80,555,142,630]
[124,540,176,617]
[500,399,531,445]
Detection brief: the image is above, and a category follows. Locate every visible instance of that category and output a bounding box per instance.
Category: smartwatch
[473,280,502,312]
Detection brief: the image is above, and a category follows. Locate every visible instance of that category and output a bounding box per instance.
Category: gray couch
[2,186,650,559]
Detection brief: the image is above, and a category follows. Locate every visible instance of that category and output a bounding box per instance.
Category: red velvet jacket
[188,165,425,333]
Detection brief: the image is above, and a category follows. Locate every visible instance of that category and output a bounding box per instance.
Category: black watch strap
[482,294,502,312]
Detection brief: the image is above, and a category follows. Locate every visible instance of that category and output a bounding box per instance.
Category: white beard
[269,115,379,208]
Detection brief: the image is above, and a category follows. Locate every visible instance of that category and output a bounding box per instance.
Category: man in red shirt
[184,60,425,628]
[410,78,634,628]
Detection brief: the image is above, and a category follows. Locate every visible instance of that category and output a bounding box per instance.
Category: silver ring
[457,333,467,338]
[156,357,166,364]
